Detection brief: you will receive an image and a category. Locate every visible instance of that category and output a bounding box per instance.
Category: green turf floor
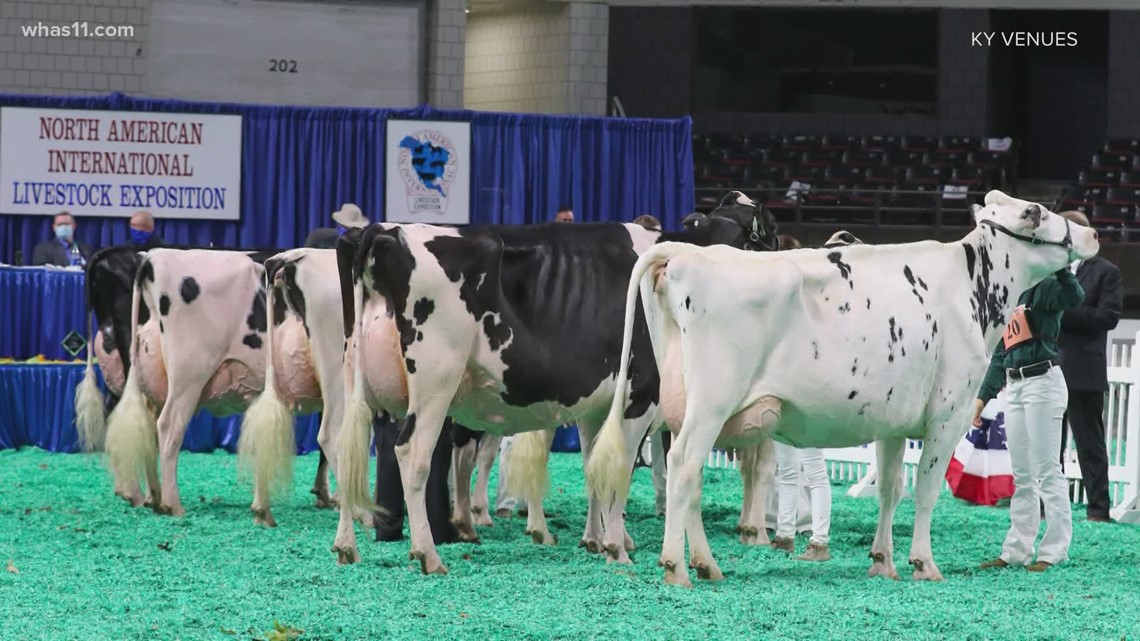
[1,448,1138,641]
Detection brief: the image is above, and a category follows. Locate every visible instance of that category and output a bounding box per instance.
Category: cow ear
[1020,204,1043,229]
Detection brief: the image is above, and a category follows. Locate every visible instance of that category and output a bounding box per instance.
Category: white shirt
[1070,259,1082,275]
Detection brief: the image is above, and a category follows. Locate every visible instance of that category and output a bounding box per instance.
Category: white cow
[587,190,1099,586]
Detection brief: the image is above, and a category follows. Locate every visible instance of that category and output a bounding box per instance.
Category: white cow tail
[238,266,296,503]
[74,305,107,452]
[104,255,158,495]
[504,429,553,508]
[337,268,380,514]
[585,243,684,503]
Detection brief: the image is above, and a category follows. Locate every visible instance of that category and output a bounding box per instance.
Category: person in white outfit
[771,443,832,561]
[975,266,1084,572]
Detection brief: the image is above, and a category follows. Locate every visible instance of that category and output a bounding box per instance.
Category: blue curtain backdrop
[0,93,695,264]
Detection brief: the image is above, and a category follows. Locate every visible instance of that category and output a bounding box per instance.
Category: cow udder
[272,316,322,414]
[94,326,127,397]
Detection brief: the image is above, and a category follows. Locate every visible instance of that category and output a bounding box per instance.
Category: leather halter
[978,218,1073,250]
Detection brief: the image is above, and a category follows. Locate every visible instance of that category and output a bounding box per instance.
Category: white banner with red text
[0,106,243,220]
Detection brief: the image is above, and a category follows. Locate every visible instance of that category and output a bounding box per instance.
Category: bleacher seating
[693,133,1018,226]
[1058,139,1140,241]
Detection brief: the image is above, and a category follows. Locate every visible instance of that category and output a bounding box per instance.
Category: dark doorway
[988,11,1109,180]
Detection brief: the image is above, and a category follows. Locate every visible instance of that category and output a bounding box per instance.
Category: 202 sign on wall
[269,59,298,73]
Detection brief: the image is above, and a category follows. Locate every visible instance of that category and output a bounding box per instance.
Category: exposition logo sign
[0,107,243,220]
[385,120,470,225]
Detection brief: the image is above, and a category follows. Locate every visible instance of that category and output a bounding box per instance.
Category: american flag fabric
[945,391,1014,506]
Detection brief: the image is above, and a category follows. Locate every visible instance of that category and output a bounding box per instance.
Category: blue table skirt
[0,363,321,453]
[0,363,582,454]
[0,266,90,361]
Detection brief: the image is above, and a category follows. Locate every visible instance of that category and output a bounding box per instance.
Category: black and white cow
[73,245,342,518]
[330,192,780,573]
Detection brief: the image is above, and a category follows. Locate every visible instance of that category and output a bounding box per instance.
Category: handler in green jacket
[974,267,1085,573]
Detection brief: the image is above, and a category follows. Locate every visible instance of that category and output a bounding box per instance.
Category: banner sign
[0,107,243,220]
[384,119,471,225]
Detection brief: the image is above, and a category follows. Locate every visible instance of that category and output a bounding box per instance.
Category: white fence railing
[705,331,1140,525]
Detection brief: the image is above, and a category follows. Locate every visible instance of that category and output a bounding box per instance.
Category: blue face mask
[336,225,347,236]
[55,224,73,241]
[130,228,153,244]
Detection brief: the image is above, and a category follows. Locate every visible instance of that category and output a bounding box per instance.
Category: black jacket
[1058,256,1123,391]
[32,238,95,267]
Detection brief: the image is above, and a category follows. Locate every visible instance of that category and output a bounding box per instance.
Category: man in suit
[1057,210,1123,523]
[32,211,94,267]
[129,211,165,249]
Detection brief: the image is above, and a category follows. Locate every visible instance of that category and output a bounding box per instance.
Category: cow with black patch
[73,245,342,518]
[93,248,284,516]
[586,190,1099,587]
[331,191,780,573]
[234,247,356,526]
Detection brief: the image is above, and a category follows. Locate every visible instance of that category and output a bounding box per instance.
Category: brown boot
[1027,561,1053,572]
[796,542,831,562]
[770,536,795,553]
[979,557,1009,570]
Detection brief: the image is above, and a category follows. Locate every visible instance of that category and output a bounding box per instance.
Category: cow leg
[909,419,964,582]
[154,384,206,517]
[736,444,754,535]
[450,433,480,542]
[395,403,454,575]
[600,415,656,564]
[737,440,774,546]
[472,434,501,526]
[576,422,606,554]
[312,444,332,508]
[686,470,723,581]
[868,437,906,580]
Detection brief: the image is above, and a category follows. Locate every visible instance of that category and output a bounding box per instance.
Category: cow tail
[503,430,553,511]
[338,266,380,515]
[238,264,296,508]
[585,243,677,504]
[74,284,107,452]
[104,255,158,497]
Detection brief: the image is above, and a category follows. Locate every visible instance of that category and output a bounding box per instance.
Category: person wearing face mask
[32,211,94,267]
[129,210,164,249]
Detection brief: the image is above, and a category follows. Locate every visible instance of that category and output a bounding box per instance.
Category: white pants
[1000,366,1072,566]
[775,443,831,545]
[496,435,518,511]
[650,430,667,515]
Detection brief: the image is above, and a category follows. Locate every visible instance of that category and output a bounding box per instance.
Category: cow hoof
[580,539,603,554]
[314,496,335,510]
[334,546,360,565]
[411,550,448,575]
[474,514,493,527]
[868,552,899,580]
[605,543,632,565]
[661,561,693,588]
[453,521,480,543]
[910,559,944,582]
[252,508,277,528]
[153,504,172,516]
[624,531,636,552]
[739,525,768,546]
[126,495,146,508]
[691,560,724,581]
[530,530,557,546]
[495,508,513,518]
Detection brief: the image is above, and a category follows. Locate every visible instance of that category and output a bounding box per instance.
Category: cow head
[681,191,780,251]
[971,190,1099,275]
[822,230,863,248]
